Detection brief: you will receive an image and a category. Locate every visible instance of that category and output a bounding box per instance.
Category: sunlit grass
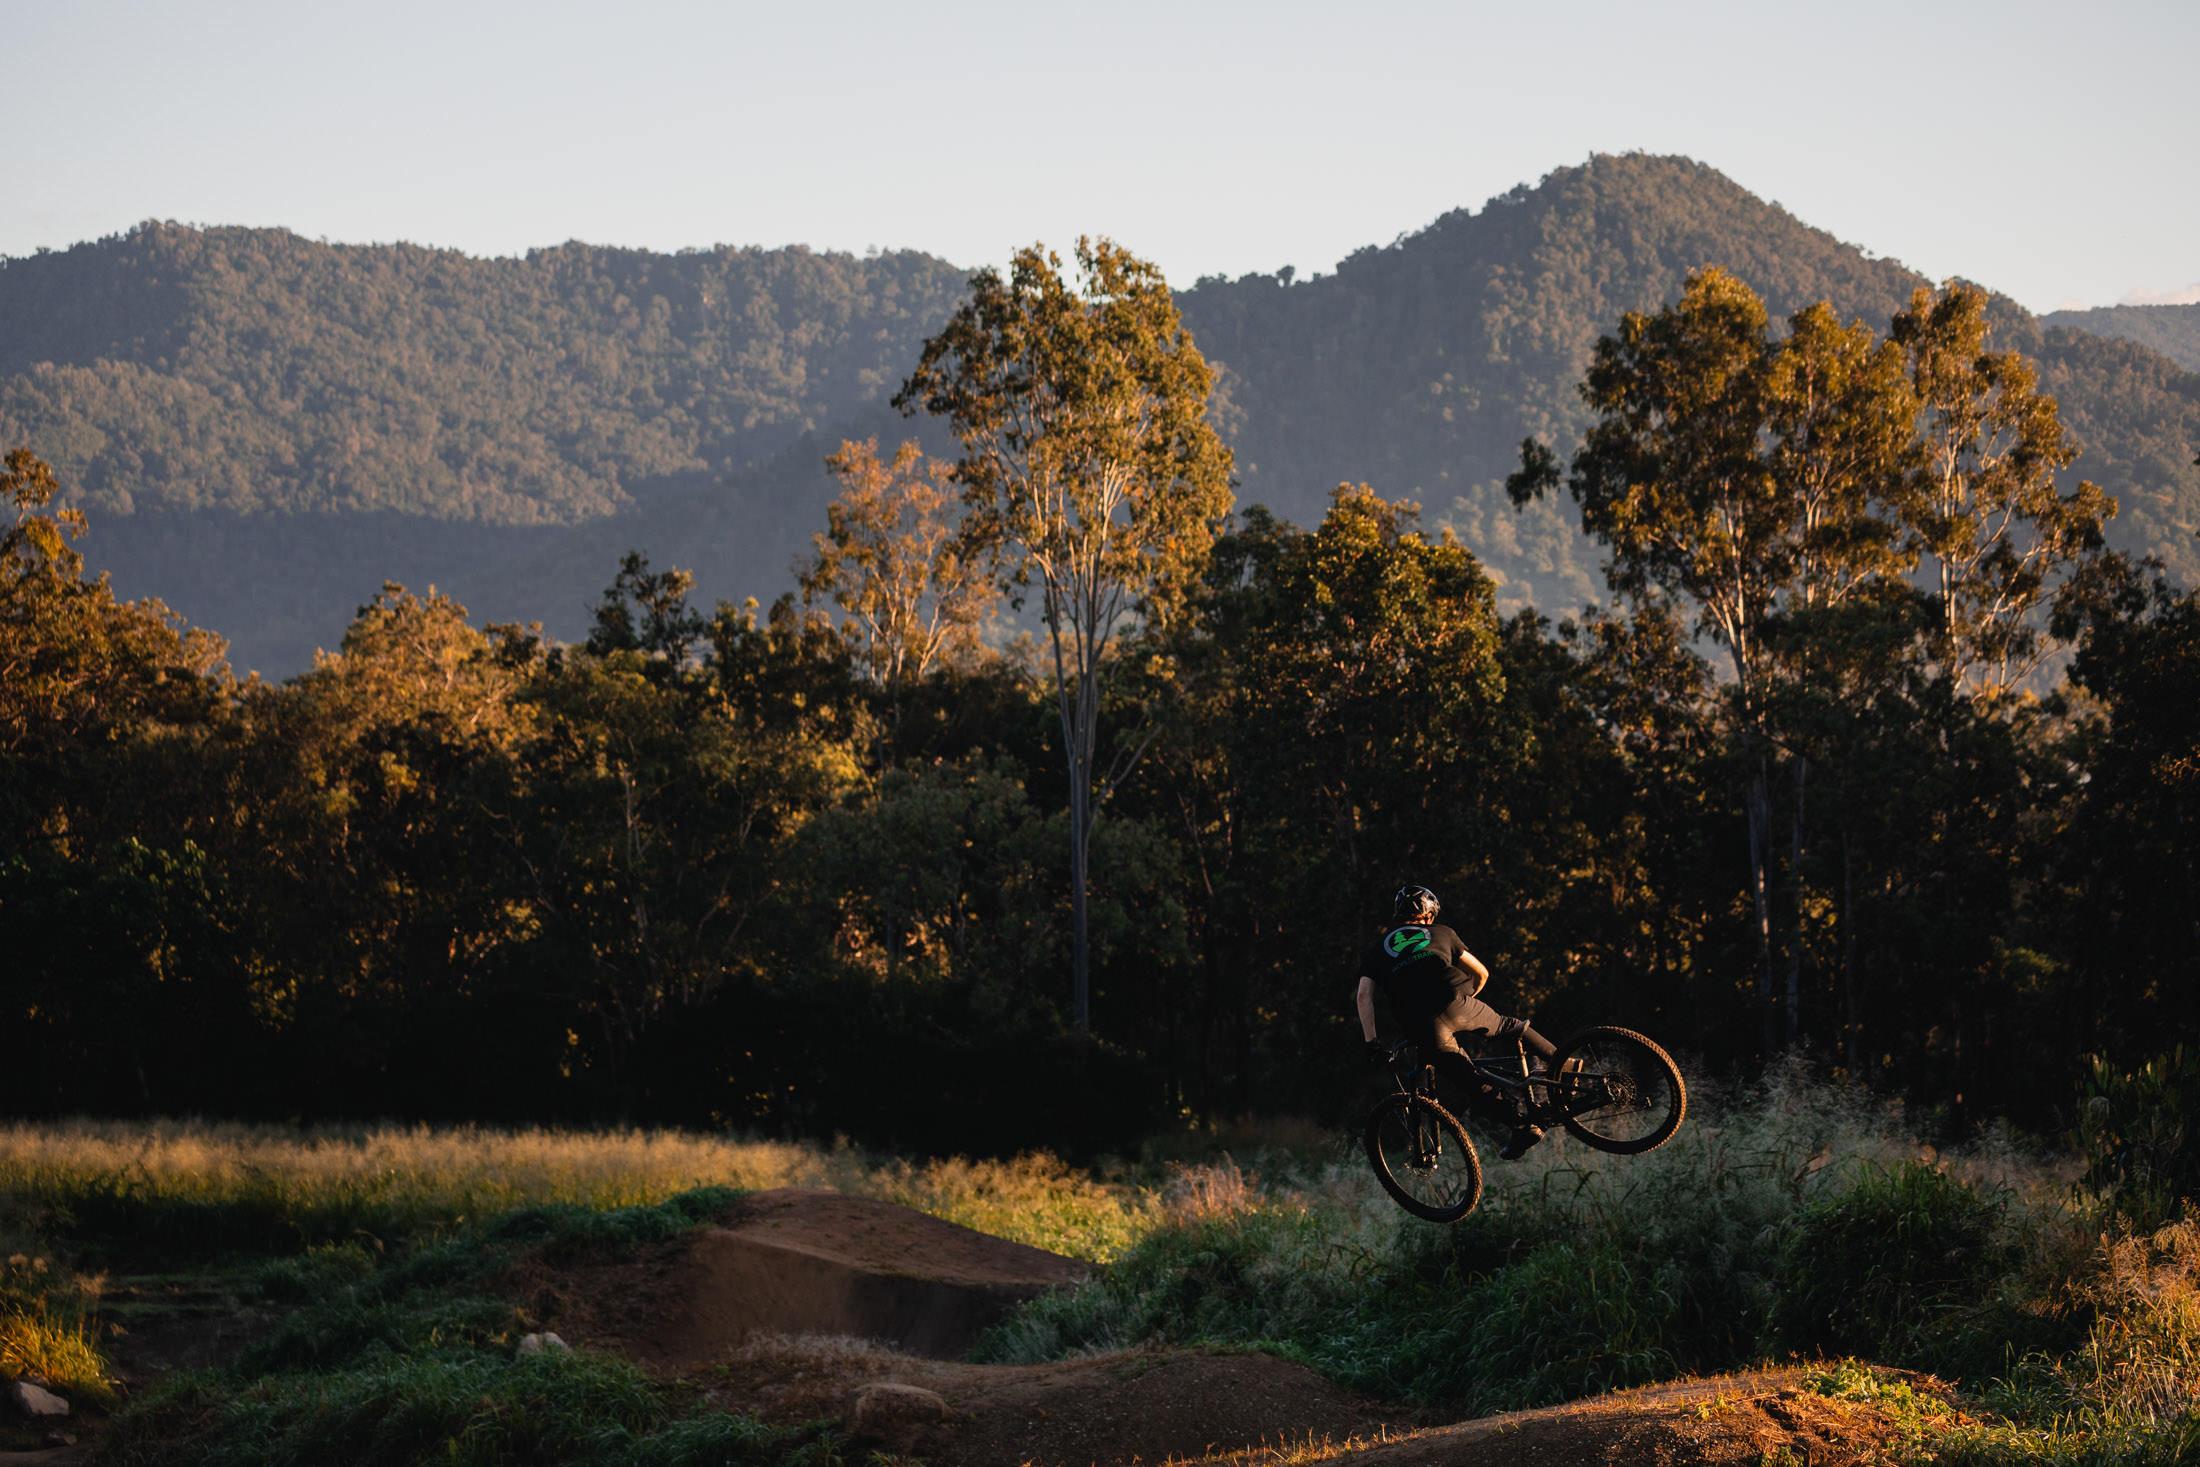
[0,1119,1161,1262]
[0,1254,115,1406]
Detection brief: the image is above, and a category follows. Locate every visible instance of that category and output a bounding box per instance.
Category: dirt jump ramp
[535,1188,1089,1367]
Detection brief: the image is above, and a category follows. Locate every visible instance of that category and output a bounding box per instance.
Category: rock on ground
[4,1379,69,1418]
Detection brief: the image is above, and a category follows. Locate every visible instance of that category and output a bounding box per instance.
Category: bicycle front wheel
[1550,1026,1687,1154]
[1364,1094,1483,1222]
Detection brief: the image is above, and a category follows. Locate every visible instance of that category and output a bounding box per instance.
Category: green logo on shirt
[1385,927,1431,959]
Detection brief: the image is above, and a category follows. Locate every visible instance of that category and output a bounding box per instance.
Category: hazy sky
[8,0,2196,313]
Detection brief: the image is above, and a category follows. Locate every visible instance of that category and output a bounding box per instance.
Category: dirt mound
[520,1188,1088,1365]
[1191,1368,1958,1467]
[710,1335,1410,1465]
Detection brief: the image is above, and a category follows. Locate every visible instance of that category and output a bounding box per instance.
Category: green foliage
[962,1081,2199,1462]
[1775,1160,2007,1363]
[2077,1050,2200,1229]
[1183,156,1934,611]
[984,1069,1949,1411]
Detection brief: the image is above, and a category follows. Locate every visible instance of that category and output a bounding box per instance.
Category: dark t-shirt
[1359,922,1479,1021]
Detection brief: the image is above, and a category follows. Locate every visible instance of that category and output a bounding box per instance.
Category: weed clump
[2078,1048,2200,1230]
[0,1251,113,1407]
[1775,1159,2009,1365]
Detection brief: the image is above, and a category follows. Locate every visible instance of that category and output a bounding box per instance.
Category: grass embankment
[0,1128,1153,1463]
[4,1075,2198,1464]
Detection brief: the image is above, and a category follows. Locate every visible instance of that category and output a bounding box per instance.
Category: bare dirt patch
[512,1187,1090,1366]
[701,1334,1409,1465]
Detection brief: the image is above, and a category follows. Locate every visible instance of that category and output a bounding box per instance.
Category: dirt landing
[705,1334,1410,1466]
[1192,1368,1959,1467]
[521,1187,1089,1365]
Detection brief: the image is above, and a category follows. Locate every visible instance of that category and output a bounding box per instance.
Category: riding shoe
[1498,1123,1545,1160]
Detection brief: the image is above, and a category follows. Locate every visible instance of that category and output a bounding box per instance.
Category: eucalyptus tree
[799,437,999,719]
[1890,283,2114,696]
[895,238,1234,1034]
[1509,270,1917,1051]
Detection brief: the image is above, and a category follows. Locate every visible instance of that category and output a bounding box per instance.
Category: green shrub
[2077,1048,2200,1229]
[110,1350,833,1467]
[1776,1160,2006,1363]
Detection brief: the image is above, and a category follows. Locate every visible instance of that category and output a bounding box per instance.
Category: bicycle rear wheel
[1549,1026,1687,1154]
[1364,1094,1483,1222]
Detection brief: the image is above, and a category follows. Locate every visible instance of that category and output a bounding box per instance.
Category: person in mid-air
[1355,884,1558,1159]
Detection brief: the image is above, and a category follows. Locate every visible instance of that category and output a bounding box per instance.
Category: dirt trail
[519,1187,1090,1365]
[519,1188,1960,1466]
[1238,1369,1940,1466]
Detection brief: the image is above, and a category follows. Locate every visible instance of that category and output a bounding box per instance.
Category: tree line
[2,245,2194,1155]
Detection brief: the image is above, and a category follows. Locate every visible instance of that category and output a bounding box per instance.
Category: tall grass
[0,1119,1158,1262]
[977,1064,2093,1413]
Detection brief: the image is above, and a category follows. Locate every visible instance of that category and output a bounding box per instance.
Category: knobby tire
[1549,1025,1687,1154]
[1364,1093,1483,1222]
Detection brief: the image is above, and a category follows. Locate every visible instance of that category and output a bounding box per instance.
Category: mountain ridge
[5,155,2195,672]
[2042,302,2200,373]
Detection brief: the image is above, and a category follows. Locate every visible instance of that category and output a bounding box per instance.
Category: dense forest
[6,155,2197,672]
[3,229,2195,1158]
[2044,300,2200,372]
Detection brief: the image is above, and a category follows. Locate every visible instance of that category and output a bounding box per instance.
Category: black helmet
[1392,885,1440,924]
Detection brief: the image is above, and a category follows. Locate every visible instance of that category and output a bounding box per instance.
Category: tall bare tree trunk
[1787,755,1807,1047]
[1746,745,1777,1057]
[1059,646,1098,1036]
[1070,779,1092,1033]
[1842,823,1861,1076]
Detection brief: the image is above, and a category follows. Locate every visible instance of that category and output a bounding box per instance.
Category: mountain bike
[1364,1025,1688,1222]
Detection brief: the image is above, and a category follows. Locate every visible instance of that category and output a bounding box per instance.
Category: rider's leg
[1436,996,1558,1067]
[1495,1016,1558,1066]
[1422,1005,1520,1126]
[1430,1001,1556,1160]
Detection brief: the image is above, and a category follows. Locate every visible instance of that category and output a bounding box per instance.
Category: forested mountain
[4,155,2196,672]
[1186,155,2200,611]
[2046,301,2200,372]
[0,226,966,519]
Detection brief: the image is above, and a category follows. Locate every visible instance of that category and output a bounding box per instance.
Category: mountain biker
[1356,884,1558,1160]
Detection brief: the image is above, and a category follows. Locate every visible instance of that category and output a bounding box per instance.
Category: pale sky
[7,0,2196,314]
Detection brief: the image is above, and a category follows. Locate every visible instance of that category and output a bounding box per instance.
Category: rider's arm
[1456,949,1490,995]
[1356,976,1380,1041]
